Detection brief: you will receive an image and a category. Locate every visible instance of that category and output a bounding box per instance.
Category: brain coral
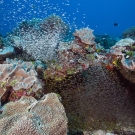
[0,93,68,135]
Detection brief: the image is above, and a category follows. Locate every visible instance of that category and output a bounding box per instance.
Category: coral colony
[0,14,135,135]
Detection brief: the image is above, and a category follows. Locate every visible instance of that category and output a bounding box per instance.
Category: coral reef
[110,38,134,53]
[1,18,135,134]
[122,26,135,40]
[0,93,68,135]
[7,15,68,62]
[95,34,118,49]
[43,30,135,132]
[40,14,68,39]
[0,36,4,49]
[110,38,135,83]
[0,58,43,102]
[83,129,135,135]
[0,37,14,59]
[45,63,135,132]
[0,46,14,58]
[83,130,116,135]
[44,27,98,82]
[73,28,96,52]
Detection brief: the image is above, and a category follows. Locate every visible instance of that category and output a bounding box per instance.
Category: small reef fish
[105,64,114,71]
[113,23,119,26]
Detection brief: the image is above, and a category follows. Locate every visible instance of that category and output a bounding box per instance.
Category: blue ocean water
[0,0,135,36]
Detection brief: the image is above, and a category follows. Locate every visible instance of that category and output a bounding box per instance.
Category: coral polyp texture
[0,93,68,135]
[7,14,68,62]
[0,58,42,101]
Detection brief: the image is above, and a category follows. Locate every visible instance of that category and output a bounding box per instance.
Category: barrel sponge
[0,93,68,135]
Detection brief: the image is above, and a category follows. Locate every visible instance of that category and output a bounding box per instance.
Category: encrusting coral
[0,93,68,135]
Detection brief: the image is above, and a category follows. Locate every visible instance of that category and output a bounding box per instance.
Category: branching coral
[0,93,68,135]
